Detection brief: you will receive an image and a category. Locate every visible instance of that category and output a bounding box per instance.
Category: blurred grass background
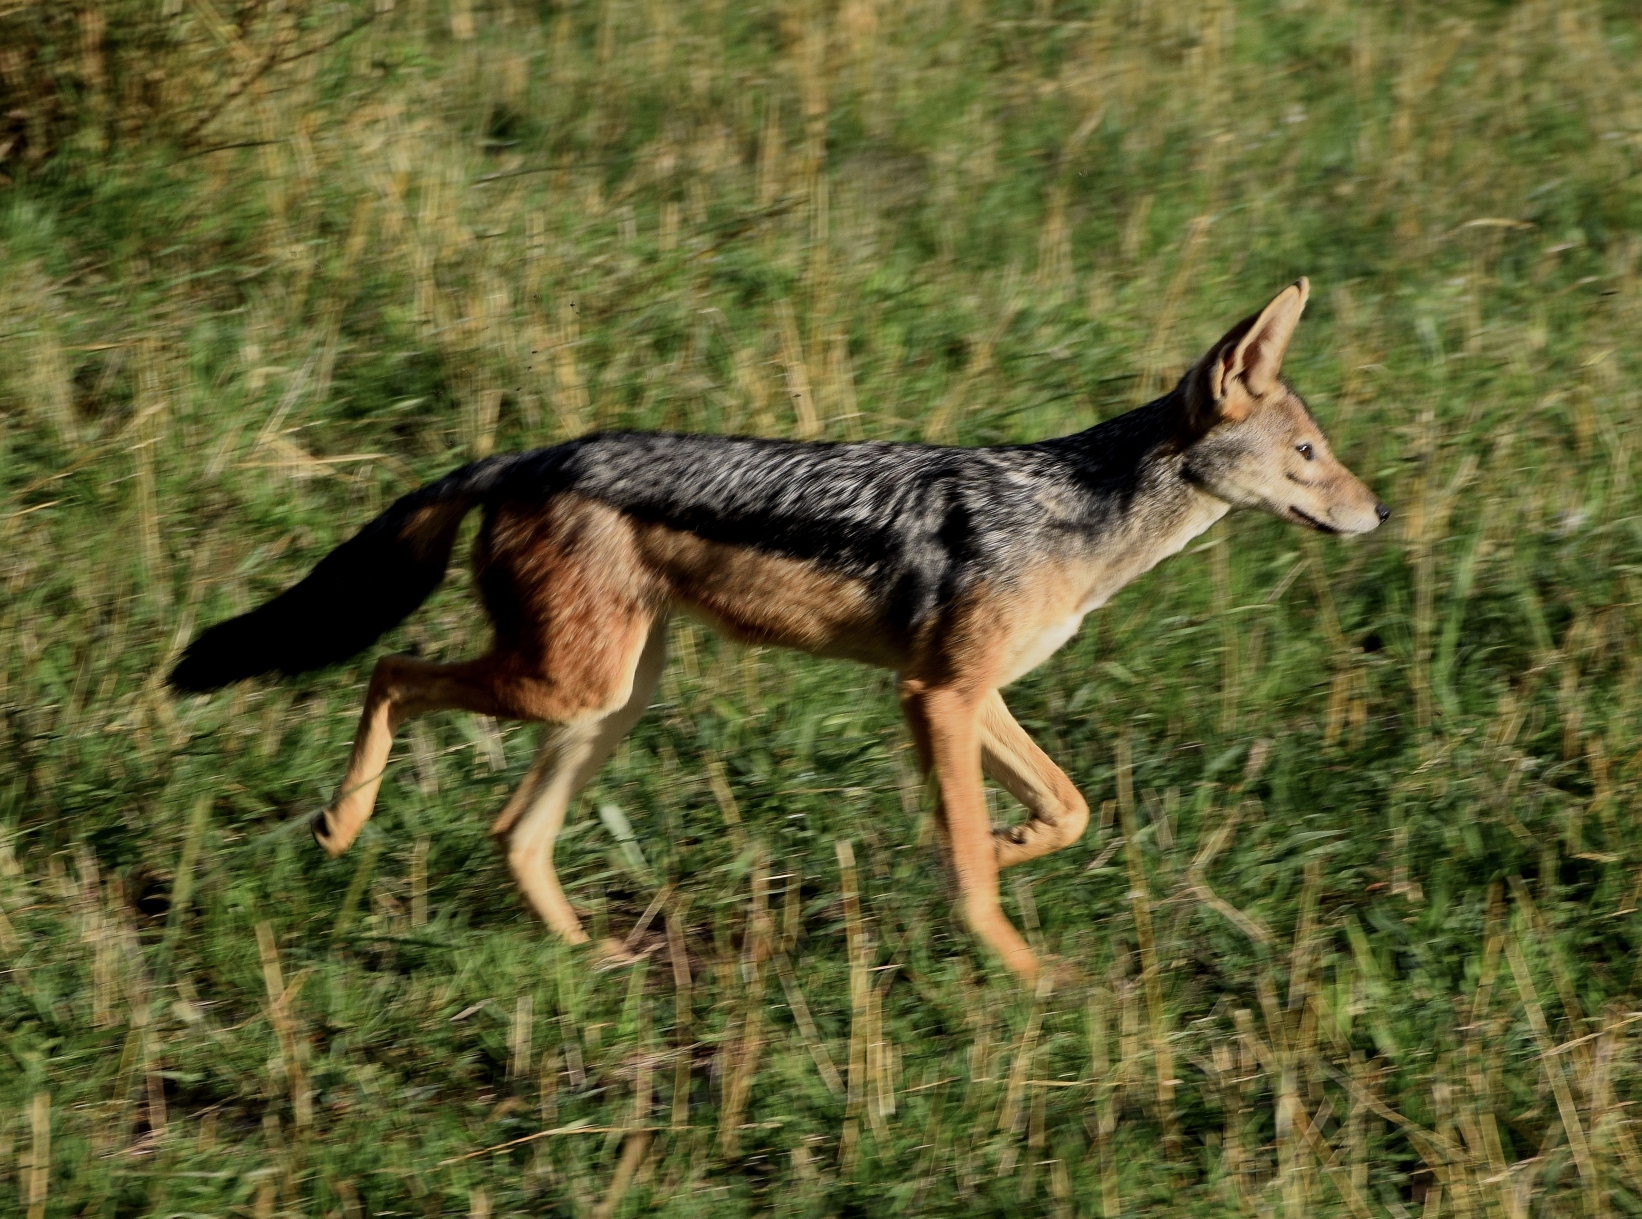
[3,0,1642,1215]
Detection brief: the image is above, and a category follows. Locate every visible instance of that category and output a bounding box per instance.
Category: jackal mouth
[1288,506,1339,534]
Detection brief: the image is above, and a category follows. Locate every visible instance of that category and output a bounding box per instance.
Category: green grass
[4,0,1642,1215]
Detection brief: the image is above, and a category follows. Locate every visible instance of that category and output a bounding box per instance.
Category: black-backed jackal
[172,279,1387,981]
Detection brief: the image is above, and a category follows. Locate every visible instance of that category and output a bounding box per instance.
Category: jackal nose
[1375,503,1391,523]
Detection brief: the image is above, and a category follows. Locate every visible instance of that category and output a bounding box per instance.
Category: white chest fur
[1000,612,1086,686]
[999,492,1229,687]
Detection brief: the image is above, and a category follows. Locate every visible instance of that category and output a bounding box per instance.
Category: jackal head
[1181,278,1388,535]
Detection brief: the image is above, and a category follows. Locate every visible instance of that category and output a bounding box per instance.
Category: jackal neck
[1037,385,1200,505]
[1035,386,1230,596]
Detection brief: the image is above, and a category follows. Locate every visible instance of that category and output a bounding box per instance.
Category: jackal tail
[168,456,520,693]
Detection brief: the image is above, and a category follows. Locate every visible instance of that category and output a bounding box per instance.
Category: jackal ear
[1204,278,1310,419]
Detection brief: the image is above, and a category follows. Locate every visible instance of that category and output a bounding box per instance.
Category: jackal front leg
[979,690,1090,869]
[900,680,1039,981]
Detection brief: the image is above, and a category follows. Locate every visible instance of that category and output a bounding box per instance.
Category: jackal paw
[1038,953,1086,995]
[310,809,349,858]
[590,937,650,971]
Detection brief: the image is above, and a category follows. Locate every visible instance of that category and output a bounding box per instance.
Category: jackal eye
[1296,442,1315,460]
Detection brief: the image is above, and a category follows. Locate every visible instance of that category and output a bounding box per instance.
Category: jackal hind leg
[899,679,1039,982]
[979,690,1090,869]
[316,653,522,857]
[500,617,670,953]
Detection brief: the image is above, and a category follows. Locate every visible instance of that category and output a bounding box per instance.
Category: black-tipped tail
[168,458,513,693]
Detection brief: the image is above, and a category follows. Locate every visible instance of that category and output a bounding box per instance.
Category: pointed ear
[1204,278,1310,416]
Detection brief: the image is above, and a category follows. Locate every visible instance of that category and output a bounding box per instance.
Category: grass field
[4,0,1642,1214]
